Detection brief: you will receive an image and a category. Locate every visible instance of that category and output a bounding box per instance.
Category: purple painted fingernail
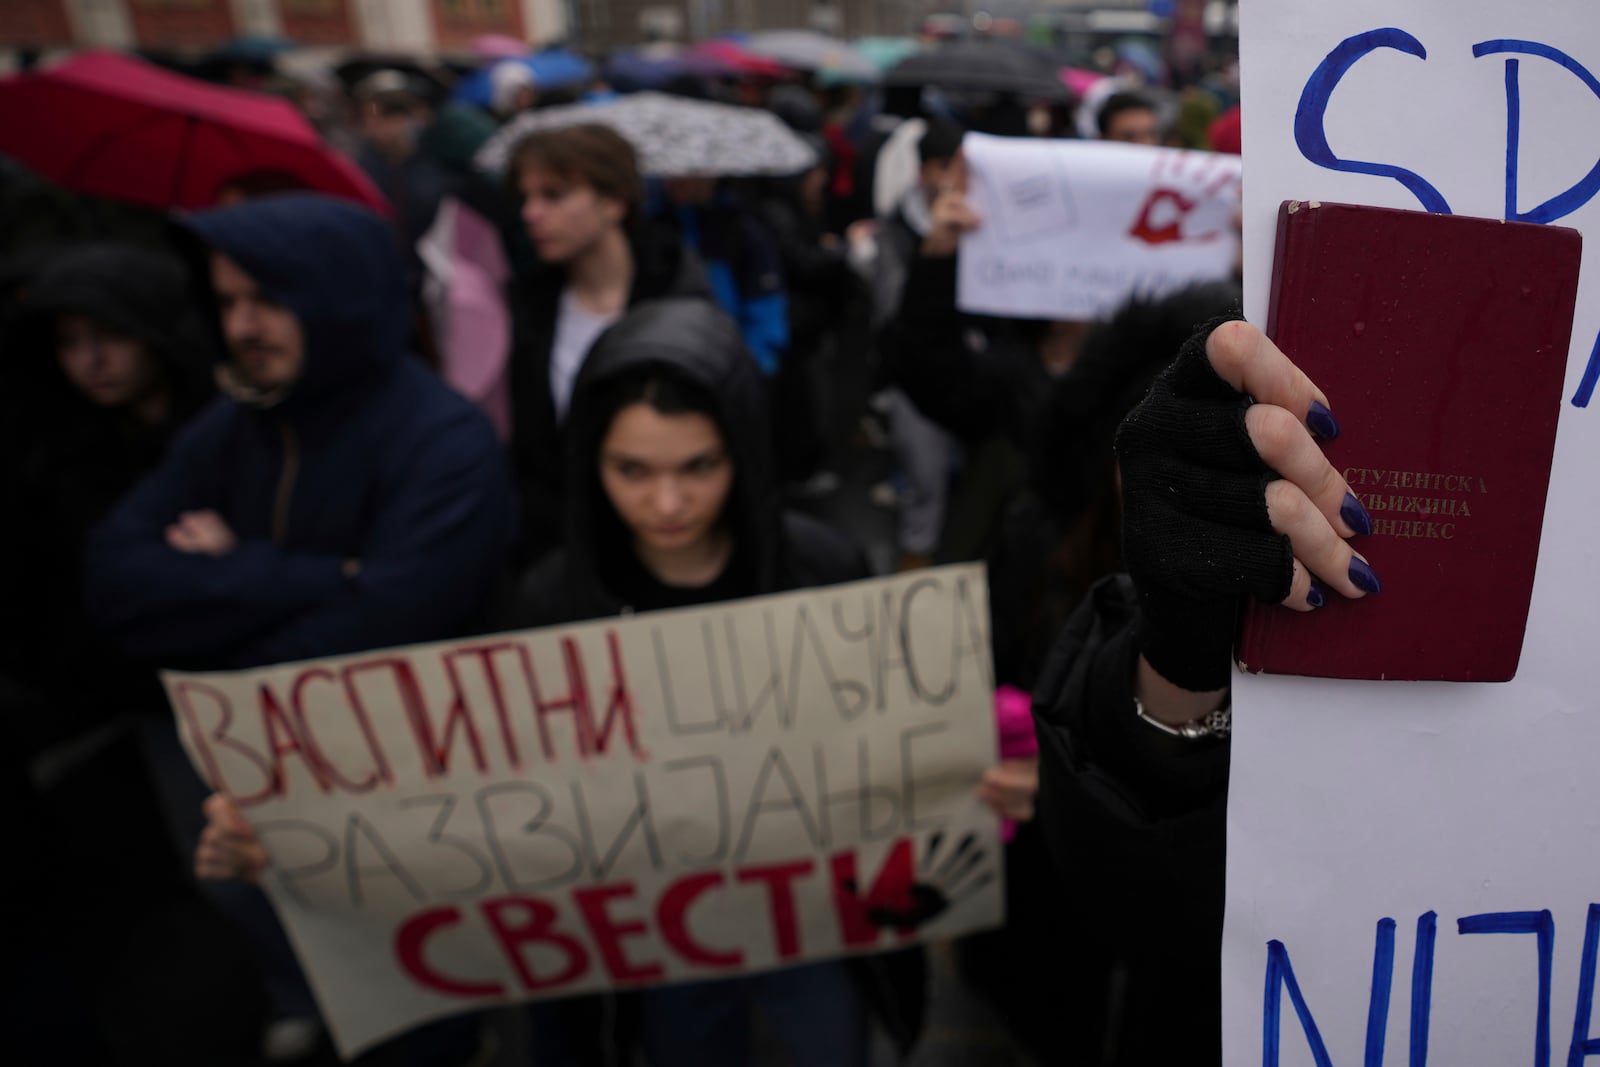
[1307,400,1340,440]
[1349,556,1382,594]
[1306,580,1327,609]
[1341,492,1373,536]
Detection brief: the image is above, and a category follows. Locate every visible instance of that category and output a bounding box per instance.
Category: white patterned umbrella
[474,91,818,178]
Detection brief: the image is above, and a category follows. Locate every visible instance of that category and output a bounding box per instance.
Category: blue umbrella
[209,35,296,63]
[453,49,594,108]
[604,44,703,92]
[1114,38,1165,83]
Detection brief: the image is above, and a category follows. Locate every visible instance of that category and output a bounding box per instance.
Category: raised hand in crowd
[1116,316,1379,717]
[1026,315,1380,1066]
[919,153,979,258]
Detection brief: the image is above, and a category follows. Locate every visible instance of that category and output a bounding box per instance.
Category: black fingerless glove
[1114,314,1295,691]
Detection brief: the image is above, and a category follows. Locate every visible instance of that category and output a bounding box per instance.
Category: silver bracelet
[1133,694,1232,740]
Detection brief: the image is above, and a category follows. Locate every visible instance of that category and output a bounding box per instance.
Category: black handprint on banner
[840,831,994,933]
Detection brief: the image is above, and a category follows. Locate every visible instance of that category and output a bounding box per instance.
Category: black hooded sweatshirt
[1,245,268,1065]
[2,242,215,738]
[502,297,863,627]
[495,298,929,1056]
[84,195,517,670]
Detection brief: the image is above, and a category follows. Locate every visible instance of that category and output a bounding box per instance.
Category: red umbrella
[0,50,389,216]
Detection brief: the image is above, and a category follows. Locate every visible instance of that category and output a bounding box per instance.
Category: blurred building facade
[1,1,1239,56]
[572,2,944,49]
[0,0,570,53]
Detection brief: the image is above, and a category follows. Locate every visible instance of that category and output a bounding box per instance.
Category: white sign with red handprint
[957,132,1242,320]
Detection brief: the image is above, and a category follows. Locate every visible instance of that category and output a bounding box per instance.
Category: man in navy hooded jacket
[85,194,516,670]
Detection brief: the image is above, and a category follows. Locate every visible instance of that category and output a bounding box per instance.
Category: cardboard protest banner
[957,132,1241,320]
[1230,2,1600,1063]
[163,565,1002,1058]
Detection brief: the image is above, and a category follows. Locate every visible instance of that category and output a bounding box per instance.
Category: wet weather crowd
[2,37,1378,1067]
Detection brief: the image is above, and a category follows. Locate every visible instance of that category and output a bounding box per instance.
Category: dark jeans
[525,960,869,1067]
[642,961,868,1067]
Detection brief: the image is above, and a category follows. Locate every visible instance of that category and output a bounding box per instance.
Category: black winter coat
[880,254,1055,449]
[879,254,1054,563]
[507,222,711,562]
[2,242,215,745]
[754,188,857,353]
[1031,574,1229,1065]
[0,243,269,1063]
[84,196,517,671]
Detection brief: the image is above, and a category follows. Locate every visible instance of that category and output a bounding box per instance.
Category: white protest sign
[957,133,1241,320]
[163,565,1001,1058]
[1230,2,1600,1064]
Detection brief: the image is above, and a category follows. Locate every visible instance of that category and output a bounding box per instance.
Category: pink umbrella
[471,34,528,60]
[0,50,389,215]
[1060,66,1107,98]
[688,40,789,79]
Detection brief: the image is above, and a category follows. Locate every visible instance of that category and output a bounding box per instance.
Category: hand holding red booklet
[1235,200,1583,682]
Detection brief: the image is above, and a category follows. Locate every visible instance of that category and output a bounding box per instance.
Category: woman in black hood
[5,244,214,549]
[197,296,926,1062]
[509,296,864,626]
[501,297,924,1065]
[1,243,269,1065]
[2,240,215,739]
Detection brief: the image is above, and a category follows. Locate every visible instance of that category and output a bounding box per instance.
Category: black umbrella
[883,38,1070,102]
[332,54,455,104]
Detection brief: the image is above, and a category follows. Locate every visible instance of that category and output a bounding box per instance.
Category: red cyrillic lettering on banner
[443,644,517,774]
[523,638,599,762]
[394,906,505,997]
[573,883,665,983]
[291,668,387,793]
[258,682,330,797]
[424,666,489,777]
[343,657,442,778]
[594,630,645,758]
[481,896,590,992]
[658,872,743,968]
[738,860,815,960]
[173,680,277,805]
[831,837,918,947]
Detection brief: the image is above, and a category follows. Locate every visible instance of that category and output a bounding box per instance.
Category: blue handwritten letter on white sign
[1233,3,1600,1065]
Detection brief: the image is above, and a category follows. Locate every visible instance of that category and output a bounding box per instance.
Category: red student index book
[1235,200,1582,682]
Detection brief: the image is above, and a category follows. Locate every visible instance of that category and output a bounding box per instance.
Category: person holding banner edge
[1030,314,1378,1064]
[89,193,518,1064]
[501,295,919,1067]
[879,152,1093,567]
[199,296,925,1065]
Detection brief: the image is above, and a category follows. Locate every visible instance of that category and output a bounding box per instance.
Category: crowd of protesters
[0,31,1350,1067]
